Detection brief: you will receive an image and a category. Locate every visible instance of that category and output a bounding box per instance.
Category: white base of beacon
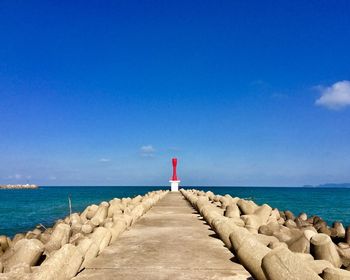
[169,180,180,192]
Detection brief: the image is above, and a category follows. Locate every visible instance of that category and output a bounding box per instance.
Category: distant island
[303,183,350,188]
[0,184,38,189]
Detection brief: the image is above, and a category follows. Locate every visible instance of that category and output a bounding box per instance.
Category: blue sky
[1,1,350,186]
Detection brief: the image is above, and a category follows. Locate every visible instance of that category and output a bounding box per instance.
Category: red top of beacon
[171,158,179,181]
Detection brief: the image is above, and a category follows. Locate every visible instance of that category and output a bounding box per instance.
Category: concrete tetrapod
[85,205,99,220]
[129,204,145,225]
[258,221,280,236]
[253,234,279,247]
[346,226,350,244]
[337,244,350,268]
[76,238,99,271]
[254,204,273,225]
[32,244,83,280]
[105,220,127,243]
[224,204,241,218]
[11,234,25,247]
[288,230,315,253]
[107,200,122,218]
[212,217,245,249]
[89,224,112,254]
[44,223,71,254]
[293,252,314,261]
[236,238,270,280]
[332,222,346,239]
[229,227,270,280]
[240,204,272,234]
[321,267,350,280]
[70,214,82,235]
[90,203,109,226]
[0,236,9,253]
[3,239,44,272]
[307,259,334,275]
[310,233,342,268]
[237,199,257,215]
[81,222,94,234]
[261,246,323,280]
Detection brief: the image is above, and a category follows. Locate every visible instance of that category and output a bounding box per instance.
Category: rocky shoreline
[0,190,168,280]
[0,184,38,190]
[181,189,350,279]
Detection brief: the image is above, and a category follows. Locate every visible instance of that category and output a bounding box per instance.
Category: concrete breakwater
[72,192,251,279]
[181,189,350,279]
[0,184,38,190]
[0,189,168,280]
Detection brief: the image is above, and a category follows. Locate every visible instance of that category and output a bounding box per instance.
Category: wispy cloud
[140,145,155,157]
[6,174,31,180]
[98,158,111,163]
[6,174,22,179]
[315,80,350,110]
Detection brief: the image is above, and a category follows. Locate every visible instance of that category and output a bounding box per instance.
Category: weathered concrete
[73,192,251,280]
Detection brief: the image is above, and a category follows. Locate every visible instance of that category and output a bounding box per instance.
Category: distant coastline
[303,183,350,188]
[0,184,38,189]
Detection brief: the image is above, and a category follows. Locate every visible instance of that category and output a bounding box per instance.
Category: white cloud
[6,174,22,179]
[4,174,32,181]
[49,176,57,180]
[315,80,350,110]
[98,158,111,162]
[140,145,155,157]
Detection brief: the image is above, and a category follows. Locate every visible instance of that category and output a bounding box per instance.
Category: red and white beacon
[169,158,180,191]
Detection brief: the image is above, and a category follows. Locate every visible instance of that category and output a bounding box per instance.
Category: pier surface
[74,192,251,280]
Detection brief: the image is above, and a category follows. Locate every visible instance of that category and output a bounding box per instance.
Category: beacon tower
[169,158,180,191]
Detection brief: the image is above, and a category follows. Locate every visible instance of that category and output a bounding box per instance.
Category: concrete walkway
[73,192,252,280]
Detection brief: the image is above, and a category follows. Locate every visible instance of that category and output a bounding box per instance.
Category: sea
[1,186,349,237]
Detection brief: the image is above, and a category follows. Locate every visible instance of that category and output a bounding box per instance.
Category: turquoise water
[0,186,167,237]
[0,186,349,237]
